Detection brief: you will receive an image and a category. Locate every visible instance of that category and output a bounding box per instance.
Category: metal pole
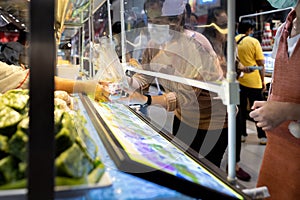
[239,7,292,22]
[120,0,126,63]
[227,0,237,183]
[29,0,55,199]
[89,0,94,77]
[107,0,113,42]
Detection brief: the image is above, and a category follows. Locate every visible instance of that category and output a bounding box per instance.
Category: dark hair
[185,3,191,18]
[238,19,255,34]
[17,31,29,45]
[206,7,226,25]
[191,13,198,20]
[144,0,164,15]
[144,0,185,29]
[202,7,227,40]
[112,21,122,34]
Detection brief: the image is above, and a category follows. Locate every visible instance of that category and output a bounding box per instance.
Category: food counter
[73,94,249,200]
[0,90,250,200]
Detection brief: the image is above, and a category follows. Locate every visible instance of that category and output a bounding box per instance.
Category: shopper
[0,60,109,101]
[235,19,267,145]
[202,7,251,182]
[184,3,198,30]
[249,0,300,198]
[117,0,229,168]
[0,31,28,67]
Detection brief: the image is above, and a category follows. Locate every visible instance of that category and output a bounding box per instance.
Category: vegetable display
[0,89,105,189]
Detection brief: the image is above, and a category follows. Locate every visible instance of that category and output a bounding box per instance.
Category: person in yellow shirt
[235,19,267,145]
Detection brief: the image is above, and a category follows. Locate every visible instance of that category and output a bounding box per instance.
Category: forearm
[256,60,265,83]
[140,94,168,108]
[54,76,97,94]
[284,102,300,121]
[127,76,141,90]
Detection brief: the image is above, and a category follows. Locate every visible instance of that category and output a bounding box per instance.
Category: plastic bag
[93,37,128,100]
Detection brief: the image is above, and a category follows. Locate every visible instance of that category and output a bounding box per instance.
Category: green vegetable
[0,179,26,190]
[0,135,8,159]
[0,89,29,112]
[87,162,105,184]
[55,127,75,157]
[55,143,93,179]
[0,104,22,136]
[55,176,87,186]
[0,156,18,185]
[8,130,28,162]
[0,89,106,189]
[17,117,29,134]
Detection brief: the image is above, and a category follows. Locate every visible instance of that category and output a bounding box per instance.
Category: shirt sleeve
[254,39,265,61]
[0,61,30,93]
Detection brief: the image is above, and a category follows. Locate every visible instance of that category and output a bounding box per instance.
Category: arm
[249,101,300,130]
[126,91,168,108]
[256,59,265,87]
[54,76,109,101]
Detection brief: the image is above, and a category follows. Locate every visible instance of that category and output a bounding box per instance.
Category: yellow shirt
[235,34,265,88]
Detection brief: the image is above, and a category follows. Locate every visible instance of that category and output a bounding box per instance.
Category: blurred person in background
[184,3,199,30]
[250,0,300,198]
[235,19,267,145]
[0,30,28,67]
[203,7,251,182]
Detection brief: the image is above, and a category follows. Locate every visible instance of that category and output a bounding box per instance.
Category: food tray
[0,171,112,200]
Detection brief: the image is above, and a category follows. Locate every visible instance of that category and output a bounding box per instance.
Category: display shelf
[79,94,250,200]
[61,94,195,200]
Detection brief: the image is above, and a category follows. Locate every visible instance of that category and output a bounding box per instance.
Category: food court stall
[0,0,257,199]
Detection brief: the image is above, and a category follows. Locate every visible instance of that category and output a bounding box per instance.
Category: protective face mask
[267,0,298,8]
[148,23,172,45]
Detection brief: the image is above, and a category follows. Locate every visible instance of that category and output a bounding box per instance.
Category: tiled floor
[234,120,266,188]
[144,105,266,189]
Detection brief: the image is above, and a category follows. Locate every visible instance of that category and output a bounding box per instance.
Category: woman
[249,0,300,199]
[119,0,228,168]
[202,7,251,181]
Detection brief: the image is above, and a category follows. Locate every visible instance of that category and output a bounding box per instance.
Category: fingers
[95,84,110,102]
[249,108,259,119]
[257,121,272,131]
[243,66,252,73]
[251,101,266,110]
[98,81,111,86]
[115,96,131,105]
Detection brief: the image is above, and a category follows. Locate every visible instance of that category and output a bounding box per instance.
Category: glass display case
[0,0,255,199]
[80,94,250,200]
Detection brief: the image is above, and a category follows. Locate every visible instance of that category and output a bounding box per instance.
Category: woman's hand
[115,91,147,106]
[94,84,110,102]
[249,101,291,131]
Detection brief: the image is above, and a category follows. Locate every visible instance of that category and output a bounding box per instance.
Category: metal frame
[80,94,249,200]
[29,0,55,199]
[26,0,239,197]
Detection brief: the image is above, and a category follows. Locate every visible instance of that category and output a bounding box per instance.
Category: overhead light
[0,9,25,30]
[0,13,10,27]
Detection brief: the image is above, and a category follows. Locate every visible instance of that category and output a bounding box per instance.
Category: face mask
[267,0,298,8]
[148,23,172,45]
